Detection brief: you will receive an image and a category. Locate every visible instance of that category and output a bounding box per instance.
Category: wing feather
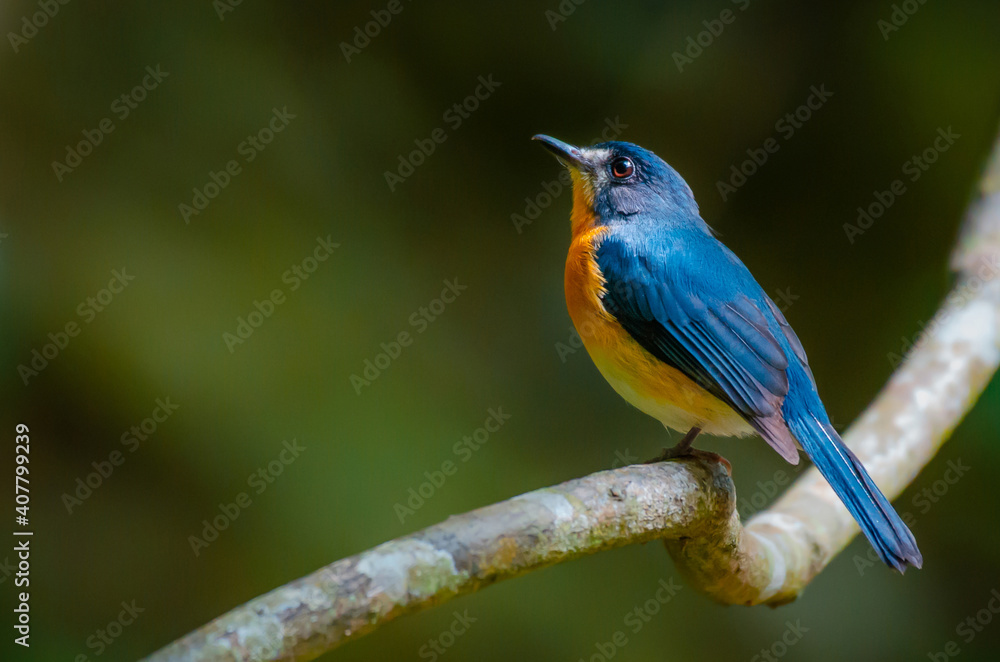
[596,232,799,462]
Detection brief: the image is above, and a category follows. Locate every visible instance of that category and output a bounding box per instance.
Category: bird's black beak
[532,134,590,170]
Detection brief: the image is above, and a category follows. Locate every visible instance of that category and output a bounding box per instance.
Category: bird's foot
[642,426,731,474]
[643,446,732,475]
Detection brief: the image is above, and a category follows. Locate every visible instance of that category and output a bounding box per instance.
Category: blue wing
[536,133,919,568]
[595,223,922,569]
[595,226,805,462]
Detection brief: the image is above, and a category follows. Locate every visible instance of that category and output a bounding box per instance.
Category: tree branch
[143,125,1000,661]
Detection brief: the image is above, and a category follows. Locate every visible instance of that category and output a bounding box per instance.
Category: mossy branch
[143,125,1000,662]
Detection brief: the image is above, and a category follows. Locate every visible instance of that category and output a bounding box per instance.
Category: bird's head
[533,135,700,234]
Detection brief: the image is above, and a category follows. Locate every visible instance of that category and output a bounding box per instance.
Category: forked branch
[144,125,1000,661]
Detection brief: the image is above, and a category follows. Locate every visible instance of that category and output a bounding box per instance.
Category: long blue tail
[786,412,922,572]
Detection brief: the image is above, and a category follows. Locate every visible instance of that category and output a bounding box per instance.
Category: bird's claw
[643,446,732,475]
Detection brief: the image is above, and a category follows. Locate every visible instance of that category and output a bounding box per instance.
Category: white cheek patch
[574,149,610,208]
[584,148,612,186]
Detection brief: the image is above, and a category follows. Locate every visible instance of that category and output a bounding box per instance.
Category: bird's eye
[610,157,634,179]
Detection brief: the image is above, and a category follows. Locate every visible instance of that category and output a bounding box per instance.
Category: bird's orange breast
[564,226,752,437]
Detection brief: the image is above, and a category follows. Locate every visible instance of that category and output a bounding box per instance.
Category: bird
[533,134,922,572]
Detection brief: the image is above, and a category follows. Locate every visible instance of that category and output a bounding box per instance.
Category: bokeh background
[3,1,1000,660]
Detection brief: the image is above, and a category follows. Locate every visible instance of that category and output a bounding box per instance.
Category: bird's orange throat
[569,169,599,236]
[564,168,612,341]
[564,225,610,333]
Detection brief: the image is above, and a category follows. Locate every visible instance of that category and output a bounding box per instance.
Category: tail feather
[787,413,922,572]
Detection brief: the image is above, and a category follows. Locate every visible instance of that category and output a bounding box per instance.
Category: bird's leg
[644,426,701,463]
[643,427,732,474]
[674,426,703,455]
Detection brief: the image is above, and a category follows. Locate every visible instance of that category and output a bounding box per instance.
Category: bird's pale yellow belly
[565,227,753,438]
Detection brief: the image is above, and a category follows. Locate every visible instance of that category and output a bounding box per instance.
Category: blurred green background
[3,1,1000,660]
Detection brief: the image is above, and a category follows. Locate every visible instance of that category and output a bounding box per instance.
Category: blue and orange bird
[533,135,922,572]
